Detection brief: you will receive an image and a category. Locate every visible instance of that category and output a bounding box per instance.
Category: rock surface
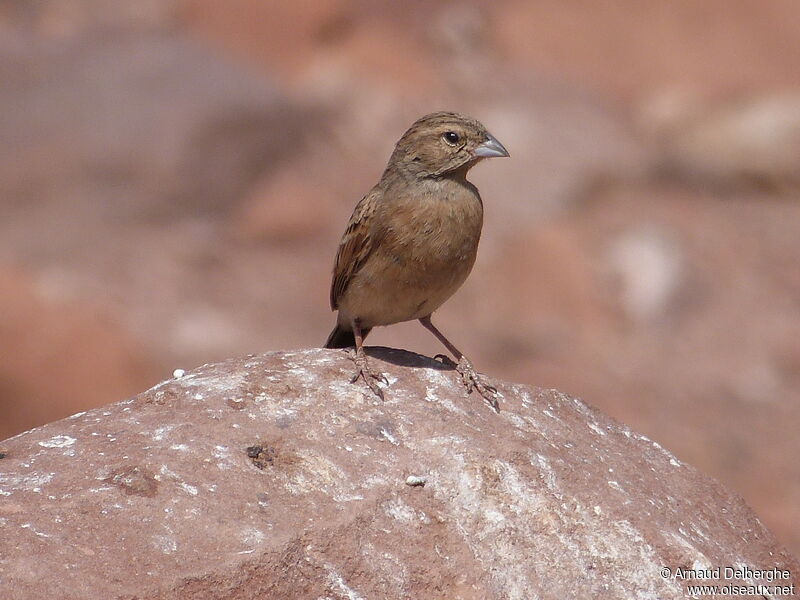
[0,349,796,599]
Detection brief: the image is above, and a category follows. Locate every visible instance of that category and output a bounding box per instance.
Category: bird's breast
[336,179,485,327]
[381,182,483,268]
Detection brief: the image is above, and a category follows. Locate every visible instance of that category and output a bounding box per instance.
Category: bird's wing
[330,189,381,310]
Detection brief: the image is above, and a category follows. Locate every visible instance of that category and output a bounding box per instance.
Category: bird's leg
[418,316,500,412]
[349,318,387,399]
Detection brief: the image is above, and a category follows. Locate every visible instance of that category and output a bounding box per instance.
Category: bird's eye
[443,131,460,145]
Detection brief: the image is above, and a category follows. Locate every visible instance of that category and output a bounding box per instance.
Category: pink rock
[0,348,796,598]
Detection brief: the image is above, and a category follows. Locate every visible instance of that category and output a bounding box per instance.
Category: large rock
[0,349,796,599]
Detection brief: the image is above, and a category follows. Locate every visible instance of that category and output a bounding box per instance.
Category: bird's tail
[324,324,371,349]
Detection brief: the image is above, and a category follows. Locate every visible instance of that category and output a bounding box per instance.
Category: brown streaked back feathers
[330,188,379,310]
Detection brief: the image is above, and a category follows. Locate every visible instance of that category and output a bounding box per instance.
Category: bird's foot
[433,353,457,368]
[349,351,388,400]
[456,356,500,412]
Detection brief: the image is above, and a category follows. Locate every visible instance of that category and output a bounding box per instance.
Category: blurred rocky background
[1,0,798,554]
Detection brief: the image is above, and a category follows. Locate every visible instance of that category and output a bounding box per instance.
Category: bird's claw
[349,351,387,400]
[456,356,500,412]
[433,353,457,367]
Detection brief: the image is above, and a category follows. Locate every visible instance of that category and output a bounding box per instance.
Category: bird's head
[386,112,509,179]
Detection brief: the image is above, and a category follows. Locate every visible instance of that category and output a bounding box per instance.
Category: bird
[324,111,509,411]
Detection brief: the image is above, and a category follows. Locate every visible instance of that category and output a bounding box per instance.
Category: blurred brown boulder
[231,162,339,244]
[0,25,319,435]
[641,90,800,190]
[181,0,347,80]
[0,267,157,439]
[0,0,178,37]
[606,224,685,322]
[494,0,800,102]
[0,29,316,220]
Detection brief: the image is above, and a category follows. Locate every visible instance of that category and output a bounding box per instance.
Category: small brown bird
[324,112,509,410]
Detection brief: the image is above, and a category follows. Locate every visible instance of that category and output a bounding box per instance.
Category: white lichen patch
[500,457,561,515]
[530,453,559,493]
[689,521,711,542]
[287,366,314,379]
[38,435,76,449]
[424,435,469,451]
[588,422,607,436]
[423,369,451,385]
[158,465,181,480]
[210,445,235,470]
[501,412,529,431]
[151,425,176,442]
[0,472,54,492]
[174,370,247,400]
[516,387,534,407]
[325,565,365,600]
[383,496,417,523]
[358,543,410,591]
[608,480,625,493]
[424,387,438,403]
[484,508,506,524]
[419,374,469,414]
[304,351,339,366]
[179,483,198,496]
[20,523,51,538]
[282,450,351,498]
[429,454,549,599]
[588,520,670,590]
[436,396,469,415]
[332,493,365,502]
[664,531,712,568]
[325,379,367,404]
[240,527,266,547]
[152,534,177,554]
[568,395,607,425]
[157,466,199,498]
[361,473,391,489]
[379,428,399,445]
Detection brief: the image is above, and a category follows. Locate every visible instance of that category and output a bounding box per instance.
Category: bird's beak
[474,133,510,158]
